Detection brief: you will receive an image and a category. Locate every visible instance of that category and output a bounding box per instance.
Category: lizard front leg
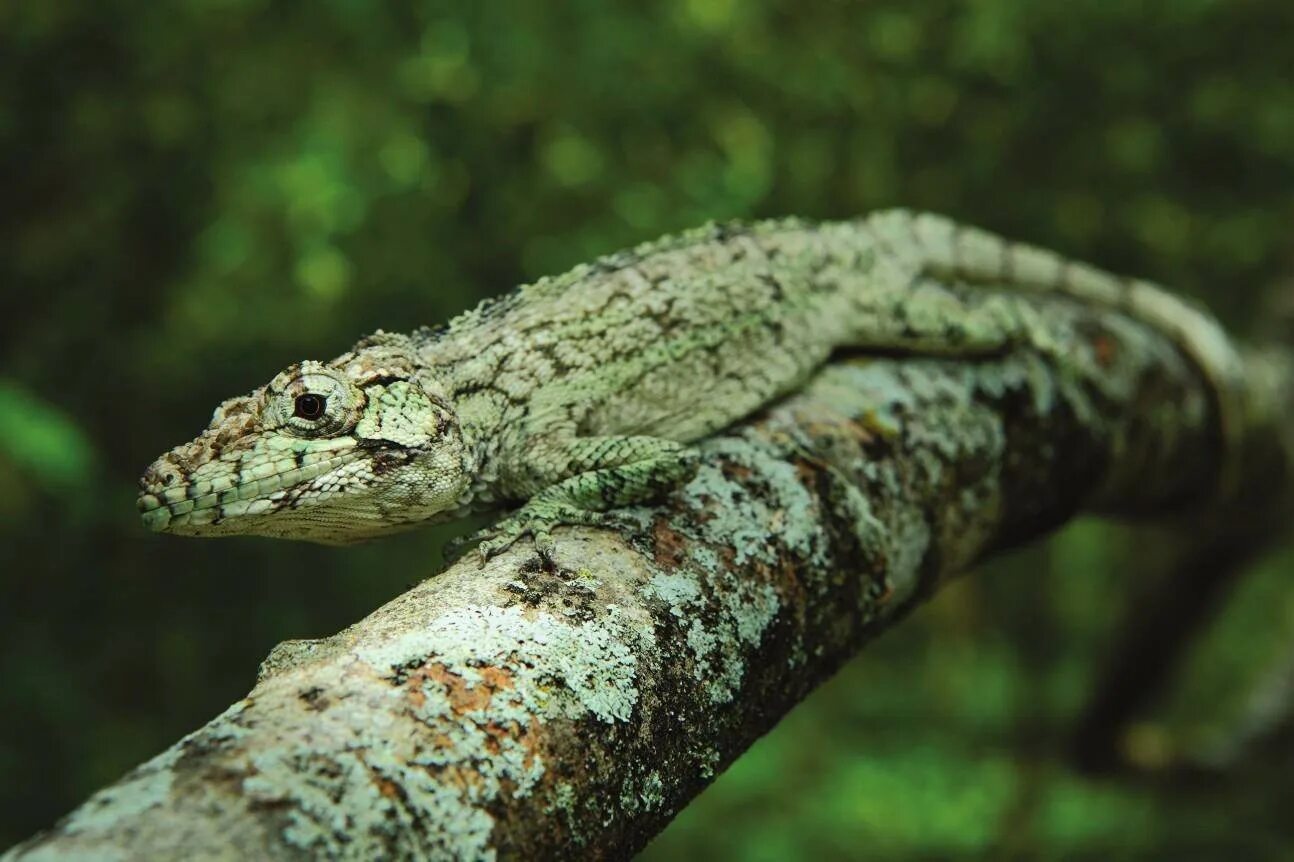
[457,435,698,562]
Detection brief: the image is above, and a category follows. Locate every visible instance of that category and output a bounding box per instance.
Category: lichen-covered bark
[6,301,1290,861]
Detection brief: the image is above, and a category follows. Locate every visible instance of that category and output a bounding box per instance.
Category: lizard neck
[410,330,521,512]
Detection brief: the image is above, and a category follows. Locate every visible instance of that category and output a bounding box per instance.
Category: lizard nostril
[140,461,184,493]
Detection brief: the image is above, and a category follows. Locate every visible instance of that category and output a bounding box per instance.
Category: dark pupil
[294,393,326,420]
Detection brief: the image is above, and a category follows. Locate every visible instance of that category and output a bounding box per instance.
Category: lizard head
[138,332,472,544]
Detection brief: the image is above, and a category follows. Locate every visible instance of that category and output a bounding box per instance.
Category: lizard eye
[269,365,360,438]
[294,393,327,420]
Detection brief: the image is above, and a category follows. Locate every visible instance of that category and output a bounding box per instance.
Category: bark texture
[7,300,1291,861]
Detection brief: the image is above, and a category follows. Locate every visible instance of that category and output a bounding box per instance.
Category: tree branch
[7,300,1292,861]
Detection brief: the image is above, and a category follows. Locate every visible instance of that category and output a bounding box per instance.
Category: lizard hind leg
[863,208,1247,494]
[842,273,1054,361]
[467,435,699,562]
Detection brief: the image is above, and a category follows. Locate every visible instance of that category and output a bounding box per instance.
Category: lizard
[138,209,1247,560]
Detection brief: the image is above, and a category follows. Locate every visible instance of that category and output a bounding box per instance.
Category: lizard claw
[441,532,478,565]
[441,523,532,568]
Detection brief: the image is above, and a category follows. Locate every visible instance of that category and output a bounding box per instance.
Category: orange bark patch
[373,774,403,800]
[406,663,517,715]
[652,518,688,567]
[399,663,552,796]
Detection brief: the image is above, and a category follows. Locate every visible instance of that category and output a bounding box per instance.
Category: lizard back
[418,219,874,453]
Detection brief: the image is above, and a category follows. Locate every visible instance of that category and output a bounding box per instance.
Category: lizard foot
[446,501,615,566]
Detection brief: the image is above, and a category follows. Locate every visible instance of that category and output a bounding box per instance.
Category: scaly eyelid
[274,375,366,439]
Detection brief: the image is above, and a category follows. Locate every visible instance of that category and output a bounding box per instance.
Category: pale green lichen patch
[642,538,781,704]
[245,741,497,861]
[28,702,247,857]
[359,603,641,724]
[214,599,648,860]
[880,506,934,608]
[544,780,588,849]
[60,746,182,840]
[643,571,701,618]
[696,745,721,780]
[684,436,830,568]
[618,769,666,817]
[105,664,487,861]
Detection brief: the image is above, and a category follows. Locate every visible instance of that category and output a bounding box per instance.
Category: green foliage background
[2,0,1293,855]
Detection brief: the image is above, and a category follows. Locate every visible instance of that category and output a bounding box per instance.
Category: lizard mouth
[138,448,364,533]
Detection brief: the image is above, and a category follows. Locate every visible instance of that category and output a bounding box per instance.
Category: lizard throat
[138,448,366,533]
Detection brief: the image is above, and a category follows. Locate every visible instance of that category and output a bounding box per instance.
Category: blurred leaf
[0,378,99,493]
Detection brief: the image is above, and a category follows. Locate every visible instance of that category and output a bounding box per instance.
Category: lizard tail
[864,208,1247,495]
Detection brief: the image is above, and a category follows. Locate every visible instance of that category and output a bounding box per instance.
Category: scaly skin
[138,210,1246,558]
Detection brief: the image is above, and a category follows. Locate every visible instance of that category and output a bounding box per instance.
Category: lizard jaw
[138,444,367,537]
